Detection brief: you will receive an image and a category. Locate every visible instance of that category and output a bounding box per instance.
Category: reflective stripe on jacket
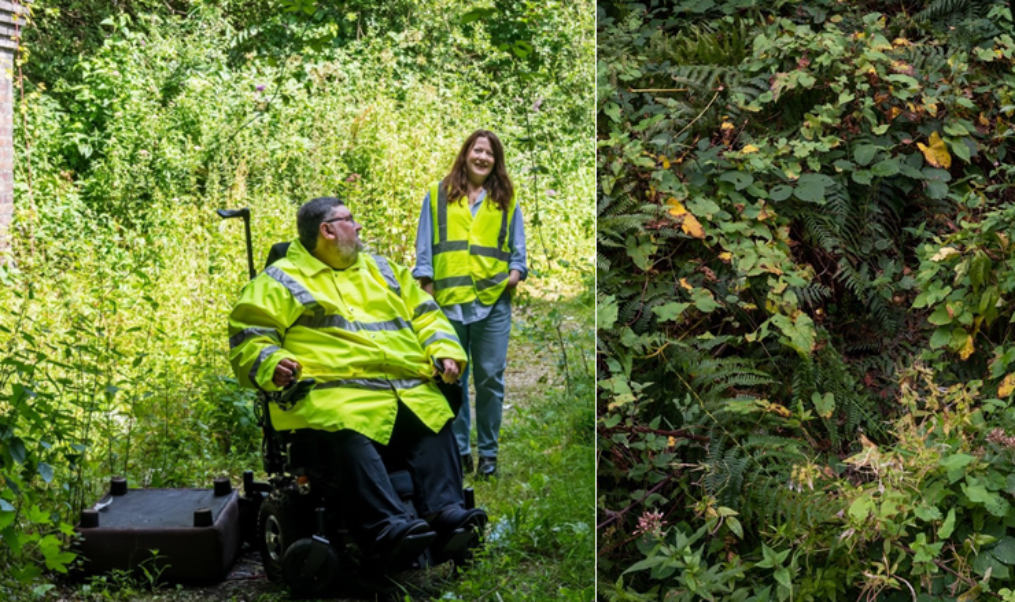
[429,180,516,306]
[227,240,467,444]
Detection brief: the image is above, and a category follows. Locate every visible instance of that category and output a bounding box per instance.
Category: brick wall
[0,1,27,254]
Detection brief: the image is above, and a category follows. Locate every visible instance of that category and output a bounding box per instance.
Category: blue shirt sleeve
[509,203,528,280]
[412,192,434,280]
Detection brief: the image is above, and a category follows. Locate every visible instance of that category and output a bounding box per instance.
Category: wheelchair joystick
[275,378,316,411]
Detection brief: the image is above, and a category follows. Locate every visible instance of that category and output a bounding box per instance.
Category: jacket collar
[287,239,366,277]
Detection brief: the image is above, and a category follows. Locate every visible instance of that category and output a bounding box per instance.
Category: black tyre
[281,537,341,598]
[258,492,311,582]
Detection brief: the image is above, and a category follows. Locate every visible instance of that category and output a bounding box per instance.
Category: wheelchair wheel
[282,537,340,597]
[258,493,302,582]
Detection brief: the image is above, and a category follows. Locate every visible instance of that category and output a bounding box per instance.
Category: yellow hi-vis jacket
[227,240,467,444]
[429,180,516,307]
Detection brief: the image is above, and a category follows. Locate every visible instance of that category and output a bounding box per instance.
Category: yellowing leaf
[763,401,792,418]
[959,335,975,360]
[931,246,960,262]
[666,199,705,239]
[666,198,687,217]
[889,106,903,120]
[667,436,676,447]
[740,144,760,154]
[917,132,951,169]
[999,374,1015,398]
[721,122,735,131]
[718,252,732,263]
[892,37,912,47]
[679,278,693,291]
[681,214,705,238]
[660,155,670,169]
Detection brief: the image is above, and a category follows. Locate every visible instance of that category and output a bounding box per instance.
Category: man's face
[321,205,363,261]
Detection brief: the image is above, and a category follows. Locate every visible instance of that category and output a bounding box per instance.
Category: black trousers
[306,402,464,545]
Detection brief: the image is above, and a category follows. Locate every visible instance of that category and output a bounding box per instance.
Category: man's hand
[273,358,301,388]
[506,269,522,291]
[435,358,461,384]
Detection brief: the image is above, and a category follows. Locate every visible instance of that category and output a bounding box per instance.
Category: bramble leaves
[599,0,1015,599]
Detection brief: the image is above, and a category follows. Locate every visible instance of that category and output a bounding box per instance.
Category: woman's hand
[506,269,522,291]
[420,277,435,297]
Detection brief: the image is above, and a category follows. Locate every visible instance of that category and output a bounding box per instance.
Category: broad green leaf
[851,170,874,185]
[598,295,618,330]
[652,302,691,322]
[719,170,754,191]
[793,174,831,204]
[938,508,957,538]
[9,438,25,465]
[10,563,40,583]
[769,185,793,202]
[774,567,792,589]
[970,252,991,290]
[849,494,875,520]
[871,159,900,177]
[770,313,816,356]
[623,555,666,573]
[914,504,942,522]
[38,463,53,484]
[992,537,1015,565]
[691,288,720,313]
[928,306,953,326]
[854,144,878,166]
[726,516,743,538]
[604,102,621,123]
[950,137,971,163]
[811,392,835,419]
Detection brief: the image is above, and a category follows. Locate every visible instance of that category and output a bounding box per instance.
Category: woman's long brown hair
[443,129,514,212]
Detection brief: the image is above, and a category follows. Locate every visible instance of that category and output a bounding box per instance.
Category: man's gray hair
[297,197,345,251]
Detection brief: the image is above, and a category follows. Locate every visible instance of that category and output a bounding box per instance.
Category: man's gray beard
[336,239,364,264]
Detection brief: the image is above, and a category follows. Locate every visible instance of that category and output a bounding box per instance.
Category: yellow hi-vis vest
[227,240,467,444]
[429,180,516,307]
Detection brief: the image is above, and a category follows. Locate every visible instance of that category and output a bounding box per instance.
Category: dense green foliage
[597,0,1015,600]
[0,0,593,598]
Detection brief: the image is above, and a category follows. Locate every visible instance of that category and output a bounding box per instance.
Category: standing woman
[413,130,527,479]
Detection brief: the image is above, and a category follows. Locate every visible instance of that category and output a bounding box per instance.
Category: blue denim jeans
[449,294,512,459]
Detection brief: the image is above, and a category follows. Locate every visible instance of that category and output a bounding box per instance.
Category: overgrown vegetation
[0,0,594,599]
[597,0,1015,600]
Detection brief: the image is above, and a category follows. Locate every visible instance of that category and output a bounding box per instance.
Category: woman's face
[465,136,495,184]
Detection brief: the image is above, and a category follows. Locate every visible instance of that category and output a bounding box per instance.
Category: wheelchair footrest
[386,531,437,566]
[438,528,475,555]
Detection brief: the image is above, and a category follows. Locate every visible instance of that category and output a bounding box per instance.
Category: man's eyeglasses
[323,216,356,224]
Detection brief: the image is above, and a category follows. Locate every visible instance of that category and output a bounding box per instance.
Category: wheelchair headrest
[264,242,291,270]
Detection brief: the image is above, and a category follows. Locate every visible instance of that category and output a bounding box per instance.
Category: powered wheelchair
[219,209,482,598]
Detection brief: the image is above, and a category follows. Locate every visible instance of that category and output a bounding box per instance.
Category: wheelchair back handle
[217,207,256,281]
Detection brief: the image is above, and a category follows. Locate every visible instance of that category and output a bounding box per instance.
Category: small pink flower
[345,173,361,183]
[633,510,666,538]
[256,84,266,92]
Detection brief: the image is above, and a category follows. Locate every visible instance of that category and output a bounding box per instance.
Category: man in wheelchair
[227,196,487,580]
